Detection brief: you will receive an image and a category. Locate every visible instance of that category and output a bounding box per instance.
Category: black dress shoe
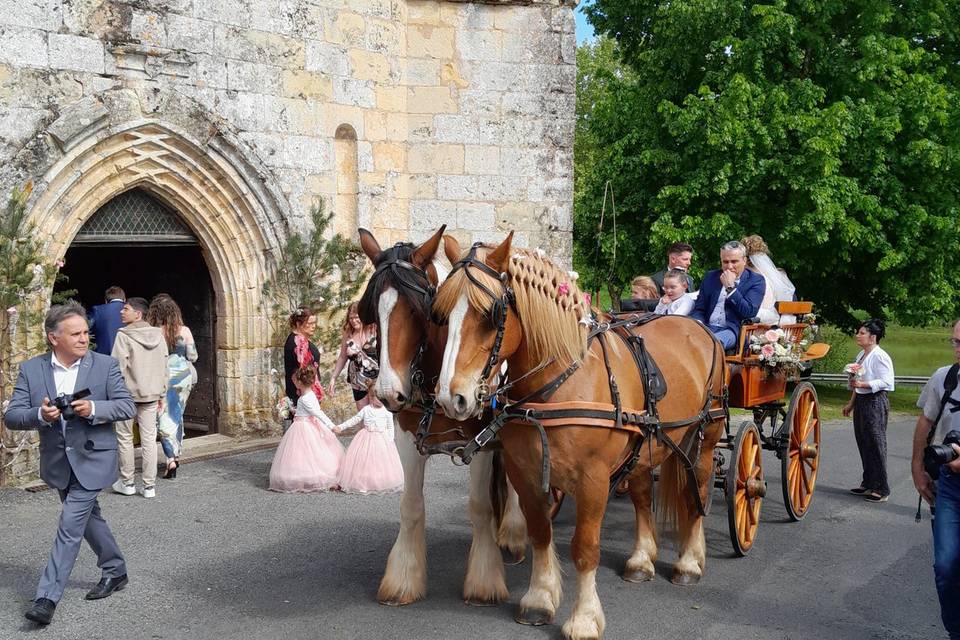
[84,574,128,600]
[25,598,56,625]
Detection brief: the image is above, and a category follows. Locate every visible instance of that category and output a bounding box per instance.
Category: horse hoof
[502,548,525,565]
[378,595,418,607]
[671,571,701,586]
[464,597,500,607]
[621,567,655,583]
[515,607,553,626]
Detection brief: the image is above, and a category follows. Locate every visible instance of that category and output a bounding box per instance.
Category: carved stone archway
[24,94,293,435]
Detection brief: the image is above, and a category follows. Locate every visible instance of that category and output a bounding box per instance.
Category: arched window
[334,124,359,236]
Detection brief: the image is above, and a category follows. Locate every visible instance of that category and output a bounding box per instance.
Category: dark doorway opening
[55,245,218,437]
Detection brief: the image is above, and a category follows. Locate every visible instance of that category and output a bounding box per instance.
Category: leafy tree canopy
[575,0,960,327]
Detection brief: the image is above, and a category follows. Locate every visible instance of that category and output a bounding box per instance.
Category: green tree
[576,1,960,327]
[260,200,367,351]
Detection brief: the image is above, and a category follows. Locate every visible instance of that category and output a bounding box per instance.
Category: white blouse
[336,405,396,439]
[853,347,895,395]
[654,293,695,316]
[294,391,336,430]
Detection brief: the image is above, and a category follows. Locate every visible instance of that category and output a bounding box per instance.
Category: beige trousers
[116,400,159,488]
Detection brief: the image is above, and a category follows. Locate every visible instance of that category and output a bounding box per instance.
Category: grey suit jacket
[4,351,136,490]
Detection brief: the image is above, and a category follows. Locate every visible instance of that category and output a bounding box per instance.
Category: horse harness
[440,243,728,516]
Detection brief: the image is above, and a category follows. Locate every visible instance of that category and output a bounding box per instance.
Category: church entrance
[54,189,218,436]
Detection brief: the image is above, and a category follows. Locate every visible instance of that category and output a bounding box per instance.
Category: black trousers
[853,391,890,496]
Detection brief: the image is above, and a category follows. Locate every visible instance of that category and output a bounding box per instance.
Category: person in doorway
[5,301,136,625]
[650,242,696,295]
[328,302,379,410]
[689,241,766,351]
[268,366,344,493]
[842,318,895,502]
[110,297,168,498]
[284,305,324,409]
[147,294,198,480]
[88,286,125,355]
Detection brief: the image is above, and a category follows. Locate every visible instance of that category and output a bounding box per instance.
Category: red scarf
[294,333,325,401]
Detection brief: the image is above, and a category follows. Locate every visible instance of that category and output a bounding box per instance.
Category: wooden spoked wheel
[726,421,765,557]
[548,487,565,520]
[781,382,821,521]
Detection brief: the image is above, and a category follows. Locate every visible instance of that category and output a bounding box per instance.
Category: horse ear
[411,225,446,267]
[485,231,514,273]
[358,228,381,262]
[443,234,462,265]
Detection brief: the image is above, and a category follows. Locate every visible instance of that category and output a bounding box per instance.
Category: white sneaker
[140,486,156,499]
[112,480,135,496]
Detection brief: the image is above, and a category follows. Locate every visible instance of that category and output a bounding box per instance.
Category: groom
[4,301,135,625]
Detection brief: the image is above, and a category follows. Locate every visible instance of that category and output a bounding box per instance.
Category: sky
[575,1,596,44]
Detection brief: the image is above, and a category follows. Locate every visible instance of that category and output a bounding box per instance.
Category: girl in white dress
[334,386,403,494]
[269,367,344,493]
[654,269,696,316]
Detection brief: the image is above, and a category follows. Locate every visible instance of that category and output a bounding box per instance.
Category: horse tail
[657,453,686,532]
[490,450,508,529]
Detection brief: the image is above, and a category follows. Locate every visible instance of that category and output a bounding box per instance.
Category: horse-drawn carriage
[710,300,830,555]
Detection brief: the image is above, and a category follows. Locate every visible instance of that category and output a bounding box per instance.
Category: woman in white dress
[741,234,797,324]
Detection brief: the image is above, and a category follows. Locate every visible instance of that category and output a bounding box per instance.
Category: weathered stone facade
[0,0,576,485]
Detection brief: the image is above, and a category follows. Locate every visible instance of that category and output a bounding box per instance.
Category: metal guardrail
[810,373,930,386]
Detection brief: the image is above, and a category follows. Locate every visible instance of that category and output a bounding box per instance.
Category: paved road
[0,416,945,640]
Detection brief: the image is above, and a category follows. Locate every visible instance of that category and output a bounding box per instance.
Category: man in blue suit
[88,286,125,355]
[690,241,766,351]
[5,301,136,625]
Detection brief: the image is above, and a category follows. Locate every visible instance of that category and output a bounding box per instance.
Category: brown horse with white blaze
[432,233,727,640]
[355,226,527,608]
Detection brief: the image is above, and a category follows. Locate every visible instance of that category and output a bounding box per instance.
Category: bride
[741,235,797,325]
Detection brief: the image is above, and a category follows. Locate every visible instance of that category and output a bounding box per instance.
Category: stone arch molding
[23,87,295,431]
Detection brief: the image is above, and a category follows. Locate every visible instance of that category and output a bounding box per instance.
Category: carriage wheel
[726,421,765,556]
[548,487,565,520]
[781,382,821,521]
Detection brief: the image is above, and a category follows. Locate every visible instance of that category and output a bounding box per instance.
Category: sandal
[163,460,178,480]
[864,492,888,503]
[849,486,869,495]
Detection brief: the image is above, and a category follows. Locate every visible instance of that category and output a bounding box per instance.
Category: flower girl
[269,367,344,493]
[334,385,404,494]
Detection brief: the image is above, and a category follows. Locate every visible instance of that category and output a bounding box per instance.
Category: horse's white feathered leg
[463,451,509,605]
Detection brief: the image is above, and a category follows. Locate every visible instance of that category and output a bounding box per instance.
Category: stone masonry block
[437,174,477,200]
[130,11,166,47]
[440,3,495,30]
[357,140,374,172]
[459,60,514,92]
[228,59,282,95]
[214,25,304,67]
[325,12,367,48]
[459,90,500,117]
[503,30,561,65]
[373,142,405,172]
[0,27,47,68]
[456,30,501,62]
[464,145,500,176]
[349,49,394,83]
[500,147,552,178]
[407,25,454,59]
[194,0,251,28]
[407,86,456,114]
[166,13,217,55]
[249,0,299,37]
[403,58,441,86]
[410,199,457,231]
[494,6,551,33]
[407,1,440,26]
[305,39,350,77]
[433,114,479,144]
[280,69,331,100]
[47,95,108,148]
[0,0,61,32]
[457,202,495,231]
[477,174,525,201]
[367,19,402,56]
[333,77,375,108]
[502,92,543,117]
[376,85,405,111]
[407,143,463,174]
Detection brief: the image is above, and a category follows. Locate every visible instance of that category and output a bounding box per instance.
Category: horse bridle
[445,242,516,412]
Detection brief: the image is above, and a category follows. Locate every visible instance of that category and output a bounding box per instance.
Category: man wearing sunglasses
[912,320,960,639]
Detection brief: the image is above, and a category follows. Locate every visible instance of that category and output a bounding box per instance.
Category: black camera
[923,429,960,480]
[53,388,91,421]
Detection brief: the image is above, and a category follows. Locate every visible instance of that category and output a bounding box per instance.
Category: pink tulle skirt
[337,428,404,494]
[269,416,345,493]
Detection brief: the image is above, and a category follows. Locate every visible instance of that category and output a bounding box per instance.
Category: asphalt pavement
[0,416,945,640]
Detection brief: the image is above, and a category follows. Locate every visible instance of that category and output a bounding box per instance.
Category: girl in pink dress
[269,367,345,493]
[334,387,403,494]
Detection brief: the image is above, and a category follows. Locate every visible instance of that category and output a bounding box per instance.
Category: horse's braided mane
[358,242,432,326]
[433,245,589,365]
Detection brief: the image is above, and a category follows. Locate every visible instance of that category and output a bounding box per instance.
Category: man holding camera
[912,318,960,639]
[4,302,135,625]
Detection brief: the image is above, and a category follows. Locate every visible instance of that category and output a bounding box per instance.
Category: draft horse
[431,233,727,640]
[355,226,526,607]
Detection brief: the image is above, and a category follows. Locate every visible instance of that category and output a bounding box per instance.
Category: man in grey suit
[5,301,136,625]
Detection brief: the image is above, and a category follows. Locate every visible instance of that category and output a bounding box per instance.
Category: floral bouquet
[272,367,294,422]
[749,328,803,378]
[843,362,864,389]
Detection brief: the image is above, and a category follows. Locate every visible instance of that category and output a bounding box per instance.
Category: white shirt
[708,278,739,327]
[918,365,960,442]
[293,390,336,430]
[852,347,895,394]
[42,353,96,429]
[654,293,695,316]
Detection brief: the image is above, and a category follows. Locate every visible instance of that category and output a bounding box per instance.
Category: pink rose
[761,344,775,358]
[764,329,780,343]
[558,282,570,296]
[584,293,592,305]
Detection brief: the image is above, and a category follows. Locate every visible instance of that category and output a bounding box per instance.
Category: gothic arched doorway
[55,188,218,436]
